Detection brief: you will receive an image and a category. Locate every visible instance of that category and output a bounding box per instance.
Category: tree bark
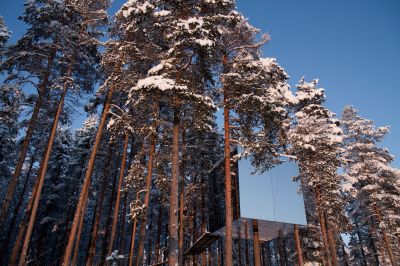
[18,65,71,266]
[178,127,186,266]
[100,160,120,266]
[178,180,185,266]
[61,81,116,266]
[0,46,56,225]
[315,186,332,266]
[168,107,180,266]
[85,143,114,266]
[325,213,339,266]
[252,220,261,266]
[71,194,88,266]
[372,205,395,266]
[128,214,138,266]
[9,160,43,265]
[223,54,233,266]
[108,133,130,255]
[369,218,382,265]
[294,224,304,266]
[136,135,157,266]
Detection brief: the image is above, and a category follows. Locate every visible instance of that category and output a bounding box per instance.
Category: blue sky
[1,0,399,224]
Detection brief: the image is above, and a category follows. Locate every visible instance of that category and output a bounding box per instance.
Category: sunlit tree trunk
[108,133,129,255]
[136,135,157,266]
[252,220,261,266]
[71,194,88,266]
[178,128,186,266]
[168,106,180,266]
[62,81,116,266]
[372,205,395,265]
[325,213,339,266]
[223,54,233,266]
[294,224,304,266]
[18,65,72,266]
[0,47,56,226]
[85,143,114,266]
[100,162,119,266]
[178,180,185,266]
[315,186,332,266]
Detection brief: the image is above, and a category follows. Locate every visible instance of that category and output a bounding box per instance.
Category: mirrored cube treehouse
[183,153,307,266]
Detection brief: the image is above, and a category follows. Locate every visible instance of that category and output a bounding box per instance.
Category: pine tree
[341,106,400,265]
[0,85,24,198]
[5,0,109,264]
[289,78,348,266]
[0,15,10,60]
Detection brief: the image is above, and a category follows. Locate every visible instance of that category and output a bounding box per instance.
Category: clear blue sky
[1,0,399,224]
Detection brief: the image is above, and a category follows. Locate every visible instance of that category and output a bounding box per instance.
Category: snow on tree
[341,106,400,265]
[0,85,24,199]
[289,78,348,265]
[0,15,10,60]
[226,53,296,172]
[0,0,108,232]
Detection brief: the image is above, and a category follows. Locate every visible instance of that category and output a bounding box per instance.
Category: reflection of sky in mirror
[239,159,307,225]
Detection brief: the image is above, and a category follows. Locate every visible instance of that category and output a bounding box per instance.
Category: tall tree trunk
[368,218,381,265]
[108,133,130,255]
[252,220,261,266]
[71,195,88,266]
[0,94,43,227]
[0,153,35,264]
[168,107,180,266]
[178,127,186,266]
[315,186,332,266]
[62,80,116,266]
[372,205,395,265]
[223,54,233,266]
[9,160,43,266]
[128,215,138,266]
[85,143,114,266]
[136,135,157,266]
[18,66,71,266]
[100,162,119,266]
[325,213,339,266]
[294,224,304,266]
[0,46,56,225]
[178,180,185,266]
[119,192,128,254]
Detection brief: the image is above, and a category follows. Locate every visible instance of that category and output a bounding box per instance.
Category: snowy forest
[0,0,399,265]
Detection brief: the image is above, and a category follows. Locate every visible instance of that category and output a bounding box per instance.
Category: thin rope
[270,165,279,221]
